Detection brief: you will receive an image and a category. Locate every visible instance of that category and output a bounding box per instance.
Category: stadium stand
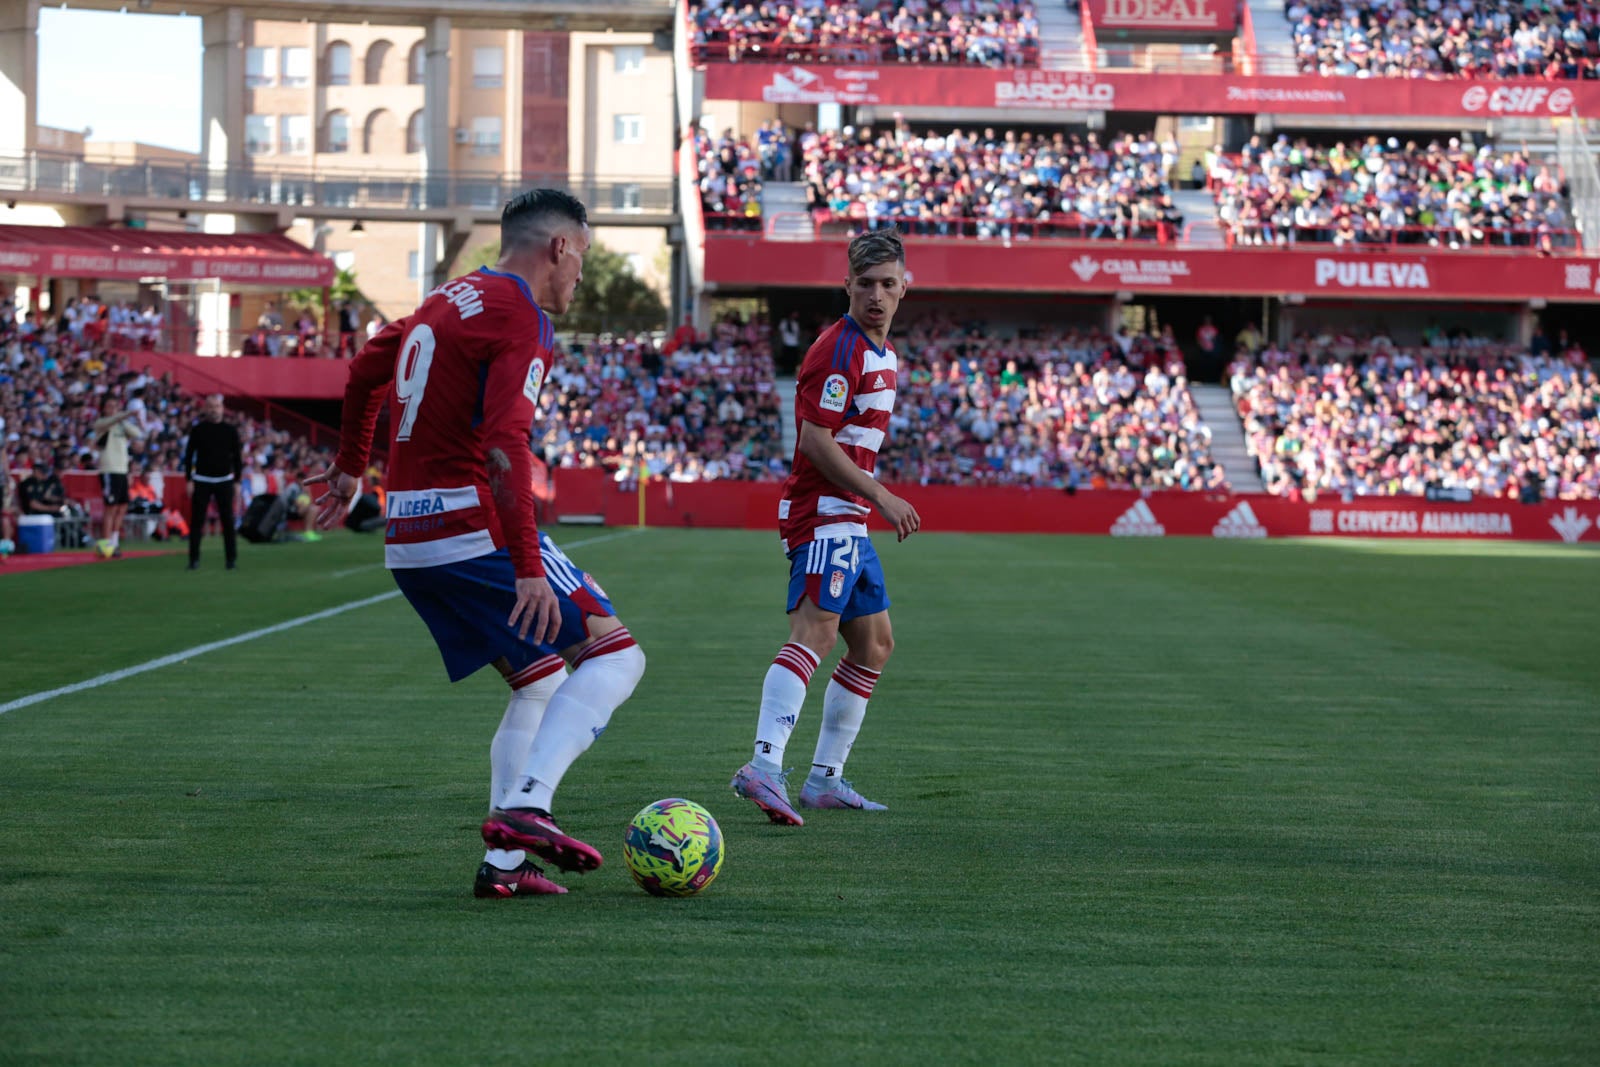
[877,315,1228,489]
[535,315,788,482]
[1209,133,1576,251]
[687,0,1042,67]
[1229,335,1599,500]
[1287,0,1600,79]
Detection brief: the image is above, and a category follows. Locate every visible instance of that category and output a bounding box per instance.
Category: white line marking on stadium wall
[0,527,648,716]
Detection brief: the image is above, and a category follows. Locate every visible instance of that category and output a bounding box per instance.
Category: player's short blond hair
[847,229,905,278]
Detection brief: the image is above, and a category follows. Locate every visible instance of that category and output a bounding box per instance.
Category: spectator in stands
[258,301,286,357]
[1233,332,1600,500]
[183,393,243,571]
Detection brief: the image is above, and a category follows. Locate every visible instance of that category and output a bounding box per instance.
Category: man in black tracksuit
[183,394,243,570]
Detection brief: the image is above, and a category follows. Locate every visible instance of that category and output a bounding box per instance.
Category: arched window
[364,40,392,85]
[408,41,426,85]
[363,108,396,154]
[405,110,425,154]
[324,41,352,86]
[323,109,350,153]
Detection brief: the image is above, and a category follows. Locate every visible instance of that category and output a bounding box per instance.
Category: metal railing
[707,210,1585,255]
[0,150,676,217]
[687,32,1039,68]
[1556,116,1600,254]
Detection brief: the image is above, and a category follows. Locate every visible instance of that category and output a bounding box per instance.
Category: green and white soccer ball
[623,798,724,897]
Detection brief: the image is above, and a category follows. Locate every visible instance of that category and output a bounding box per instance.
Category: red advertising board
[704,235,1600,302]
[1093,0,1234,33]
[550,469,1600,545]
[703,63,1600,119]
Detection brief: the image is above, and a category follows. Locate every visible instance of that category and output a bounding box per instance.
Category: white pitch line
[0,526,648,716]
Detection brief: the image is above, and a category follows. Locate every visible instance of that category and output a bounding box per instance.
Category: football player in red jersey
[731,229,921,826]
[309,190,646,897]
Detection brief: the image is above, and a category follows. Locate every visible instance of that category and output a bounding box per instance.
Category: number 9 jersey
[332,267,556,579]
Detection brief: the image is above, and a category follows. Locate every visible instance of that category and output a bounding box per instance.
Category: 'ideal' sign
[1094,0,1235,32]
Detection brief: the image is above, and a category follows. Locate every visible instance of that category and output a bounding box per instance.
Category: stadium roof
[59,0,675,32]
[0,225,335,286]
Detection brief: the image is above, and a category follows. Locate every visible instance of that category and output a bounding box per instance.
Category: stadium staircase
[1173,188,1227,247]
[777,377,798,455]
[1038,2,1088,71]
[761,183,815,239]
[1244,0,1298,74]
[1190,383,1266,492]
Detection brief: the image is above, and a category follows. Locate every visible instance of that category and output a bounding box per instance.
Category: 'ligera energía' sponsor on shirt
[1314,259,1430,290]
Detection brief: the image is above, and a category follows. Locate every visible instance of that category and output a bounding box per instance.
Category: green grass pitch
[2,529,1597,1065]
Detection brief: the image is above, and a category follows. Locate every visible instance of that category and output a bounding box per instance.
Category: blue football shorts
[786,534,890,622]
[393,531,617,682]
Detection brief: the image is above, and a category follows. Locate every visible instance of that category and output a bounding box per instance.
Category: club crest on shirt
[819,373,849,413]
[829,569,846,598]
[523,360,546,403]
[583,572,607,598]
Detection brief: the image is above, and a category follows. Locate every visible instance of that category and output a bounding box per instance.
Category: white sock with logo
[484,656,565,870]
[807,660,881,790]
[503,630,645,814]
[752,642,821,773]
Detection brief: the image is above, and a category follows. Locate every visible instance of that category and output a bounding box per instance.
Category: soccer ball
[0,537,13,557]
[94,539,115,559]
[623,798,725,897]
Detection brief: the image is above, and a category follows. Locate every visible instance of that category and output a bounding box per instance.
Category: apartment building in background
[239,20,676,321]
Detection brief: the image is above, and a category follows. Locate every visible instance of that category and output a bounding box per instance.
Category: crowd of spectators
[1288,0,1600,79]
[1209,133,1572,250]
[1231,328,1599,500]
[697,122,1188,242]
[0,296,334,540]
[534,314,788,483]
[688,0,1040,67]
[877,316,1228,490]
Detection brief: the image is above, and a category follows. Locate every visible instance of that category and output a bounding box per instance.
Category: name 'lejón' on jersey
[778,315,898,551]
[333,267,556,578]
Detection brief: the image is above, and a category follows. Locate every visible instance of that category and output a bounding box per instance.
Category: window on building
[406,111,425,155]
[245,114,273,155]
[614,45,645,75]
[281,47,310,88]
[246,47,275,88]
[612,183,643,212]
[364,40,392,85]
[1177,116,1214,131]
[324,110,350,153]
[471,116,502,156]
[325,42,352,86]
[473,47,504,89]
[279,115,309,155]
[613,114,644,145]
[408,42,425,84]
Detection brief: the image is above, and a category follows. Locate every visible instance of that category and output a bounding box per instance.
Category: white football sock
[752,642,821,772]
[809,660,880,787]
[484,655,565,870]
[504,629,645,813]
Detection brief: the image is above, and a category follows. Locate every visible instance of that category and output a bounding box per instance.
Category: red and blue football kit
[779,314,899,620]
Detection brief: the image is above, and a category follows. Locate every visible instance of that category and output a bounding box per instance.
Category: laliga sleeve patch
[819,373,849,413]
[523,360,546,403]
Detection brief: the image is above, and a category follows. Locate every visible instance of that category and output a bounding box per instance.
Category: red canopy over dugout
[0,225,334,286]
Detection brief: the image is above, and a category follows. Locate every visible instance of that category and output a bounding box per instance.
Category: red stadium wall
[127,350,351,400]
[549,469,1600,545]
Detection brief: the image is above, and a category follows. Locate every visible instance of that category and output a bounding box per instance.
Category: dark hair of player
[500,188,589,253]
[847,228,905,277]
